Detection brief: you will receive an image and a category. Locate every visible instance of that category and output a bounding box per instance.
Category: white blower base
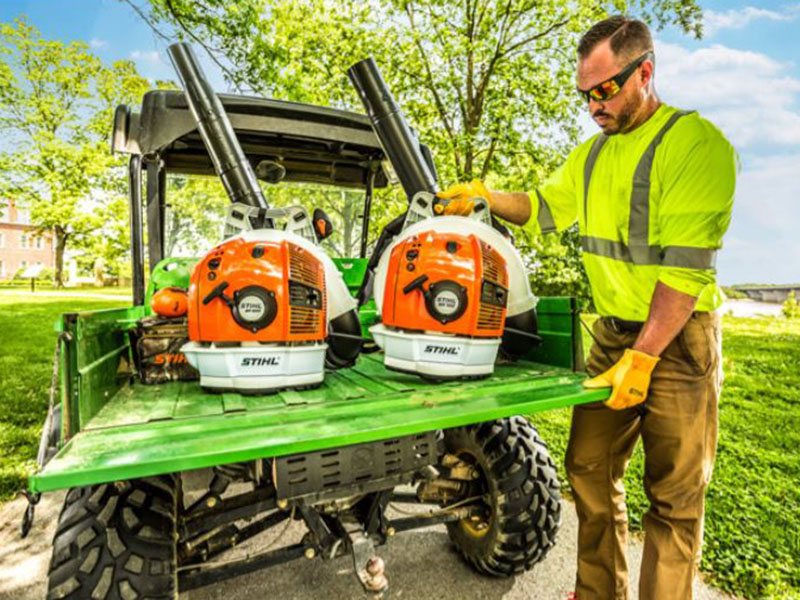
[181,341,327,393]
[369,324,501,379]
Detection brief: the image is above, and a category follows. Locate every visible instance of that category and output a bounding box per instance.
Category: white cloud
[703,6,796,37]
[651,41,800,283]
[130,50,162,64]
[702,151,800,284]
[89,38,107,49]
[733,153,800,234]
[655,41,800,149]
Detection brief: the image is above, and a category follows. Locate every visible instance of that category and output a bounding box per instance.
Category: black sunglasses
[577,51,654,103]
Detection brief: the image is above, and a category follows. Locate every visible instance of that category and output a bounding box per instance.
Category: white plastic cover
[182,341,327,391]
[369,324,500,377]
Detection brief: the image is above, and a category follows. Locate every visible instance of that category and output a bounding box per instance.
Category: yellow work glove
[583,348,660,410]
[436,179,491,216]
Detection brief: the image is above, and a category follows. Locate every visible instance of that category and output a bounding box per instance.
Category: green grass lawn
[0,293,798,599]
[0,292,128,501]
[0,284,132,296]
[534,315,800,600]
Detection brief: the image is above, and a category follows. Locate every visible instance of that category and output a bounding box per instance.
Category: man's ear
[640,59,655,87]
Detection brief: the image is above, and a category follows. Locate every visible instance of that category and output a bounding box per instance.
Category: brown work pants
[566,313,722,600]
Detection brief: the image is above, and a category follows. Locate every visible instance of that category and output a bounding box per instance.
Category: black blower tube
[167,43,269,213]
[348,58,438,200]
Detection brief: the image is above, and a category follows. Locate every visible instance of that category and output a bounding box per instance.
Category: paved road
[0,489,735,600]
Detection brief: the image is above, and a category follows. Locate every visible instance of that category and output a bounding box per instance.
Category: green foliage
[70,195,132,278]
[535,315,800,599]
[0,19,150,285]
[137,0,699,294]
[782,291,799,319]
[0,293,128,499]
[266,181,406,258]
[517,223,592,305]
[159,171,407,260]
[163,175,229,256]
[13,266,54,281]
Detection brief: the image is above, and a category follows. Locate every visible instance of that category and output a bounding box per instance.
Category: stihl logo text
[423,345,460,355]
[153,353,187,365]
[241,357,281,367]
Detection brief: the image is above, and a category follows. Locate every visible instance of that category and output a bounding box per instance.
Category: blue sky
[1,0,798,285]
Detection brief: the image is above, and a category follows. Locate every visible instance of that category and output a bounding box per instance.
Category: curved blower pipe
[348,57,438,200]
[167,43,270,218]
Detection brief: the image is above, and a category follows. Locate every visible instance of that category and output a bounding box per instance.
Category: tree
[0,19,150,286]
[783,291,799,319]
[163,175,229,256]
[133,0,702,297]
[265,183,406,258]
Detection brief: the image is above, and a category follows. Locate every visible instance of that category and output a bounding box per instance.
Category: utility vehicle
[25,47,608,599]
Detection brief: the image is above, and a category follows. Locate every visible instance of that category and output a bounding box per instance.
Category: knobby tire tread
[46,475,179,599]
[444,416,561,577]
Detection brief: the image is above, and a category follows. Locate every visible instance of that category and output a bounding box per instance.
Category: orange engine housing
[382,231,508,338]
[188,237,326,344]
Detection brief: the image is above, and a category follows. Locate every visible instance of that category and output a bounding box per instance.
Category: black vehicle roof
[112,90,389,188]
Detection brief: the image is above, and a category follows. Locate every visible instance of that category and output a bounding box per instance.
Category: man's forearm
[634,281,698,356]
[487,189,532,226]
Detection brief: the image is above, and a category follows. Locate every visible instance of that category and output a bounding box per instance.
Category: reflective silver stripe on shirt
[628,110,694,263]
[580,236,717,269]
[581,110,714,269]
[535,189,557,233]
[661,245,717,269]
[583,134,608,227]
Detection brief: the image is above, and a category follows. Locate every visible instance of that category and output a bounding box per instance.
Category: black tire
[443,416,561,576]
[47,475,179,599]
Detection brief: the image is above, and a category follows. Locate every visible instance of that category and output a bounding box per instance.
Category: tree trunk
[54,226,68,288]
[342,191,354,257]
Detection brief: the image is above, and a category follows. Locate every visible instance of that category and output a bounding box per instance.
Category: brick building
[0,199,55,280]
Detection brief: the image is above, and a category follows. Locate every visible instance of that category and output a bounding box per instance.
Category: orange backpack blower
[170,43,360,394]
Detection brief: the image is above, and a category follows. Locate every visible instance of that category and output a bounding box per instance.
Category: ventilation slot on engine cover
[480,242,507,286]
[478,242,508,331]
[478,303,504,331]
[288,243,326,335]
[289,244,324,288]
[290,305,319,335]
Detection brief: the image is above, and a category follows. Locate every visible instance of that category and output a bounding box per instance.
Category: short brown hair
[577,15,654,63]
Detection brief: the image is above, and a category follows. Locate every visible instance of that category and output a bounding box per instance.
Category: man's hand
[436,179,490,215]
[583,348,660,410]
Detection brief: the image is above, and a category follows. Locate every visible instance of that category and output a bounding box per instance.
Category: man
[437,15,736,600]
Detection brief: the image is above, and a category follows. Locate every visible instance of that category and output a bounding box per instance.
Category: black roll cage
[116,90,395,306]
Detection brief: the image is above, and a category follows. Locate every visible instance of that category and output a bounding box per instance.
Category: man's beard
[595,94,639,135]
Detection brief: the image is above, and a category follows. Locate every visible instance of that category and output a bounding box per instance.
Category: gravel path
[0,488,737,600]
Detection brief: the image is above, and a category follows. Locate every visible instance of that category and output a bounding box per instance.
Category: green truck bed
[29,297,607,493]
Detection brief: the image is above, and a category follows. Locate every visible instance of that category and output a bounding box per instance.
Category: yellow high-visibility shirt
[526,104,737,321]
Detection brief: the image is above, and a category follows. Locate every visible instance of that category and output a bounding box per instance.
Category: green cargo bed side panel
[31,355,607,493]
[525,296,584,370]
[61,306,144,437]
